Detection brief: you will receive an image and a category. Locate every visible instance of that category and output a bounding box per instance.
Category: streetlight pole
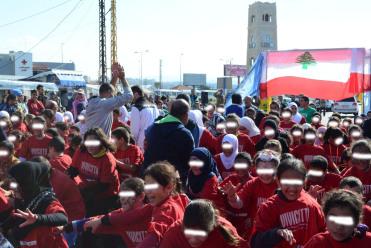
[179,53,183,85]
[134,50,149,87]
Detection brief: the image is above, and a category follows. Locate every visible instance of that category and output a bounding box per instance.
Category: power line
[0,0,83,71]
[0,0,74,28]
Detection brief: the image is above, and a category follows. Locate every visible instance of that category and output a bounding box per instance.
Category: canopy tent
[28,69,86,88]
[0,80,58,92]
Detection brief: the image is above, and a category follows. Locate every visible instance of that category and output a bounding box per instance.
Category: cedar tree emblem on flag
[296,51,316,69]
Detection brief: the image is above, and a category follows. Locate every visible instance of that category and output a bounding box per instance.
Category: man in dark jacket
[142,99,194,184]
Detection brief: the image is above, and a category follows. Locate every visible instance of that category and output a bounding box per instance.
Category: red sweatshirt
[214,154,235,179]
[13,122,28,133]
[114,144,144,179]
[253,190,326,248]
[292,144,338,171]
[322,143,347,166]
[50,169,85,221]
[96,206,152,248]
[187,176,225,213]
[112,119,129,131]
[71,149,120,199]
[49,154,72,173]
[221,173,254,239]
[279,120,296,132]
[27,99,44,116]
[18,201,68,248]
[199,128,218,155]
[142,194,189,246]
[160,217,246,248]
[342,167,371,202]
[237,177,278,239]
[305,173,342,201]
[304,231,371,247]
[363,204,371,228]
[19,135,52,160]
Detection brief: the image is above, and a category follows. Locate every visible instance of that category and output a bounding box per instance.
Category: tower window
[262,14,272,22]
[251,15,255,23]
[250,57,255,66]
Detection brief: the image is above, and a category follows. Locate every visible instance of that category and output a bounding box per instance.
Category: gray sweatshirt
[85,87,133,136]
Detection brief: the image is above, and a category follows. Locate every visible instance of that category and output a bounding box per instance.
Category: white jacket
[130,104,159,150]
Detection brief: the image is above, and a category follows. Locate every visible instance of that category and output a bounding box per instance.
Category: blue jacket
[225,104,243,117]
[142,115,194,184]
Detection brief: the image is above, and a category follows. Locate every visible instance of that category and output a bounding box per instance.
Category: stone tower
[246,2,277,69]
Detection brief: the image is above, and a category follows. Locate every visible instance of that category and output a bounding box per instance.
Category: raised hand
[13,209,38,228]
[277,228,296,245]
[307,185,325,200]
[83,218,101,234]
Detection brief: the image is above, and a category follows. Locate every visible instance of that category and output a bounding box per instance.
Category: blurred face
[0,147,11,165]
[304,132,316,145]
[306,167,325,183]
[234,158,250,178]
[222,142,233,157]
[278,170,304,201]
[270,103,279,112]
[189,156,203,176]
[351,147,371,172]
[84,135,102,155]
[256,161,276,184]
[225,121,238,134]
[31,92,38,101]
[300,98,308,108]
[47,146,57,159]
[38,87,44,94]
[281,111,292,121]
[312,115,320,124]
[326,207,356,241]
[291,129,303,142]
[290,106,298,114]
[264,127,275,139]
[183,227,209,247]
[118,188,139,211]
[244,97,252,107]
[31,121,45,137]
[144,176,172,206]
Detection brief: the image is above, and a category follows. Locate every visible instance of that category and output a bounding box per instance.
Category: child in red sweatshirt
[47,136,72,173]
[304,189,371,247]
[251,158,326,248]
[160,199,245,248]
[223,149,280,240]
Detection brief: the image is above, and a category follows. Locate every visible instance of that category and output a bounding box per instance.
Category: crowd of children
[0,74,371,248]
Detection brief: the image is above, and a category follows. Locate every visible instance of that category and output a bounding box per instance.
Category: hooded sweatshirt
[142,114,194,184]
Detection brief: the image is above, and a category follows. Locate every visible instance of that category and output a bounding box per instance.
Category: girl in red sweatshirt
[322,127,347,167]
[73,177,152,248]
[220,152,254,239]
[112,127,144,180]
[214,134,239,179]
[292,127,339,173]
[160,199,244,248]
[139,162,189,247]
[304,189,371,247]
[186,147,225,212]
[8,161,68,248]
[305,155,342,202]
[342,140,371,203]
[223,149,280,240]
[251,158,326,248]
[67,127,120,216]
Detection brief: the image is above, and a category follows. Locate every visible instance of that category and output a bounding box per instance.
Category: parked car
[332,97,359,115]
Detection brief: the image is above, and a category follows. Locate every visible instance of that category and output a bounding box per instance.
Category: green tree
[296,51,316,69]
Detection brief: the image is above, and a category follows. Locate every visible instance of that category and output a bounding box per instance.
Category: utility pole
[159,59,163,89]
[99,0,107,84]
[110,0,117,64]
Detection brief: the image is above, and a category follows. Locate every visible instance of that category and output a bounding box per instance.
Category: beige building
[246,2,277,69]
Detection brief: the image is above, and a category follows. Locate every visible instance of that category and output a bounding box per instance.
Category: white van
[332,97,359,115]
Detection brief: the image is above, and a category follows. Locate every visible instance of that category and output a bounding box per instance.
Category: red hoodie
[322,143,347,166]
[114,144,144,179]
[237,177,278,239]
[342,166,371,202]
[19,135,52,160]
[18,201,68,248]
[160,216,246,248]
[96,205,153,248]
[292,144,338,172]
[49,154,72,173]
[253,190,326,248]
[139,194,189,247]
[304,231,371,248]
[305,173,342,201]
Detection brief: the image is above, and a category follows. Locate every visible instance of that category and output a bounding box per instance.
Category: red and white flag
[259,48,369,100]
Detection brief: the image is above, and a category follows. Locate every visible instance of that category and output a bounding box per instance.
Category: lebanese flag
[259,48,369,100]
